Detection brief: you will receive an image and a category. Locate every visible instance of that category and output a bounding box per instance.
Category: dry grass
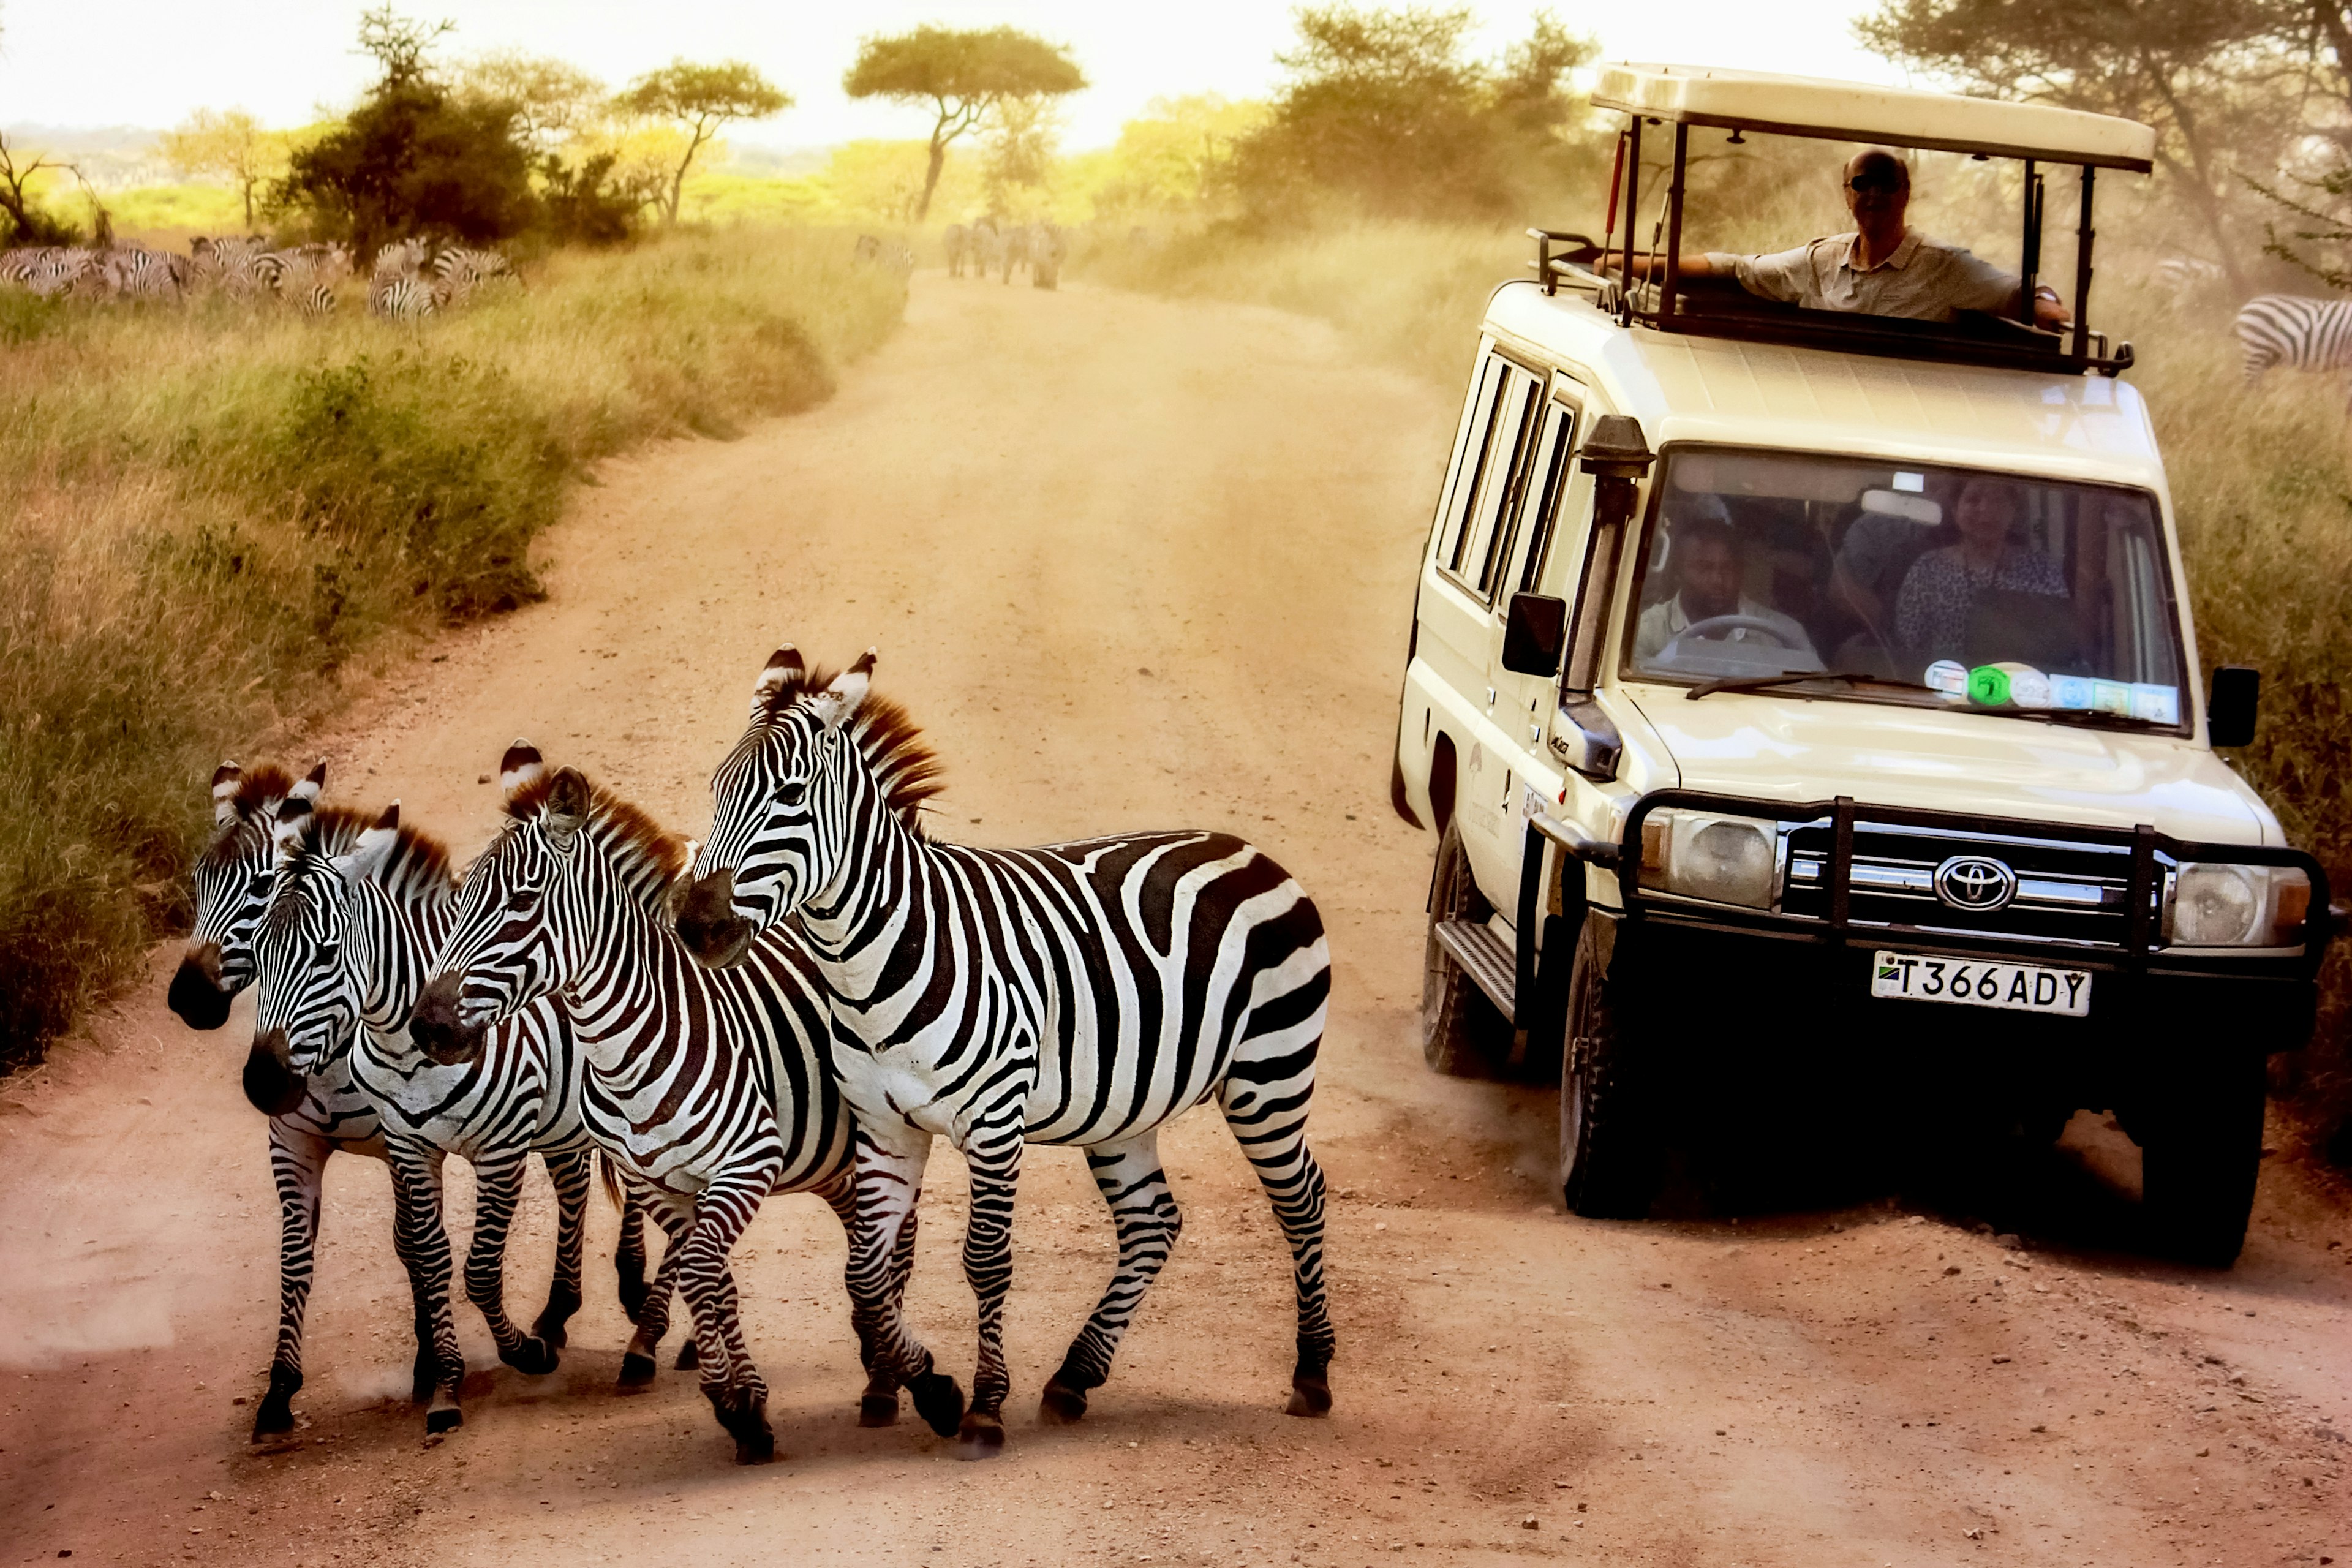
[0,227,906,1070]
[1085,218,2352,1152]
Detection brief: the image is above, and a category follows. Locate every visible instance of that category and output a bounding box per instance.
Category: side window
[1446,362,1543,602]
[1504,396,1581,597]
[1433,354,1507,575]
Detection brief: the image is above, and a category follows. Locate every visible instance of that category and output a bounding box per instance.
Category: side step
[1434,919,1516,1023]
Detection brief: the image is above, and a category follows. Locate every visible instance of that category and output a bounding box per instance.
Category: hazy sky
[0,1,1907,151]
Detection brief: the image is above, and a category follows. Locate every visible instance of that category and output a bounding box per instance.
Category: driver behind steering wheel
[1634,500,1817,666]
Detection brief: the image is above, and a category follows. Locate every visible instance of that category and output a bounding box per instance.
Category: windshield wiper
[1685,670,1939,701]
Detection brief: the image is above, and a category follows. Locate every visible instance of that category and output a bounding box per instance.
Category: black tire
[1422,822,1510,1077]
[2139,1054,2267,1267]
[1559,924,1665,1219]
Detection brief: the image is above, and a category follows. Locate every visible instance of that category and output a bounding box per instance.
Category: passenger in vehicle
[1617,150,2070,328]
[1893,476,2068,663]
[1634,504,1817,665]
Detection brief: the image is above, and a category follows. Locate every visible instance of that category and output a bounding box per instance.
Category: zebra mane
[279,812,456,901]
[503,773,689,908]
[203,764,371,865]
[756,662,946,837]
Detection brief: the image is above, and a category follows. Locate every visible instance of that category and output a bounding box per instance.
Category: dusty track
[2,276,2347,1568]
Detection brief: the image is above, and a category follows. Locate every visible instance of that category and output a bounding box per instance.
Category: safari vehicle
[1390,65,2335,1265]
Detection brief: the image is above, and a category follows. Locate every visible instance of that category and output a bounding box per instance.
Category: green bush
[0,226,906,1073]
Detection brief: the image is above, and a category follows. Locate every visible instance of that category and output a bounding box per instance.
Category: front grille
[1780,823,2148,948]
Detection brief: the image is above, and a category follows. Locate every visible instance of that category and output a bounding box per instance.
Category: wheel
[1559,923,1665,1218]
[2139,1054,2267,1267]
[1422,822,1510,1077]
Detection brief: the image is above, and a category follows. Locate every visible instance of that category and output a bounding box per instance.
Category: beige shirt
[1708,231,2021,323]
[1634,595,1816,665]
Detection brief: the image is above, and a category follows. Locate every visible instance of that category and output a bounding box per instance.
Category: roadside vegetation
[0,228,907,1072]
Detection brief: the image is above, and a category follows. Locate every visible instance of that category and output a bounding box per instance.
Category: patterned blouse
[1894,546,2068,662]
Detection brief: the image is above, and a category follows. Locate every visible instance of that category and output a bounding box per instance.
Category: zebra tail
[595,1148,624,1212]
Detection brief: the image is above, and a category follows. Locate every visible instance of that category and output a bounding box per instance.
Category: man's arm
[1945,246,2070,327]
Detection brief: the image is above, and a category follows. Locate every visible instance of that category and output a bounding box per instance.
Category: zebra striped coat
[678,649,1335,1457]
[171,761,653,1441]
[252,796,655,1434]
[411,744,916,1463]
[2234,294,2352,399]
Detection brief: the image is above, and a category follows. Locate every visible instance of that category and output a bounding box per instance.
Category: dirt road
[3,276,2348,1568]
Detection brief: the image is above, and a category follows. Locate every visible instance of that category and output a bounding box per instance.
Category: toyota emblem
[1933,854,2018,912]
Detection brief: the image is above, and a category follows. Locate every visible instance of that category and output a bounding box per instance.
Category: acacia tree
[615,60,790,224]
[457,50,608,153]
[842,26,1085,220]
[1855,0,2307,291]
[159,109,290,230]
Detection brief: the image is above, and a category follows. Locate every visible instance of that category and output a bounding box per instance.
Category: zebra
[1000,222,1031,285]
[2149,255,2223,301]
[430,245,517,309]
[971,217,1002,279]
[372,236,431,279]
[409,742,928,1463]
[169,760,656,1439]
[369,273,437,322]
[674,649,1336,1458]
[943,224,969,279]
[190,235,275,300]
[2234,295,2352,401]
[100,244,186,300]
[250,793,658,1433]
[1029,223,1066,291]
[263,243,350,314]
[853,233,881,264]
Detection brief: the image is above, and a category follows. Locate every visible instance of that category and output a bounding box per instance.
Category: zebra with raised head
[675,649,1336,1459]
[251,793,655,1433]
[2235,294,2352,401]
[169,761,655,1439]
[410,743,926,1463]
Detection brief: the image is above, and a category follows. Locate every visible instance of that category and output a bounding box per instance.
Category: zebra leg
[673,1168,777,1464]
[463,1151,558,1376]
[253,1125,331,1440]
[1221,1052,1335,1417]
[534,1147,592,1351]
[817,1169,908,1426]
[619,1195,688,1387]
[954,1115,1028,1460]
[612,1166,652,1324]
[385,1143,467,1433]
[1041,1134,1183,1425]
[847,1126,963,1439]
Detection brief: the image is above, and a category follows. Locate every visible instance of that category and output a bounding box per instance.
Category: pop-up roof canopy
[1591,64,2157,173]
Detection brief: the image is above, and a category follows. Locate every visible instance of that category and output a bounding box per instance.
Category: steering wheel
[1671,614,1801,647]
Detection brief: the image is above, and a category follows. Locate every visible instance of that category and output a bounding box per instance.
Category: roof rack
[1553,65,2147,377]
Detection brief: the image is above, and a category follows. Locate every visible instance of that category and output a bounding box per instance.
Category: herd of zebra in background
[170,649,1333,1465]
[941,218,1069,288]
[0,233,515,319]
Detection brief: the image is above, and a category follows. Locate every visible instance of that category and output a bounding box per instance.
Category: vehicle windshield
[1621,447,2190,728]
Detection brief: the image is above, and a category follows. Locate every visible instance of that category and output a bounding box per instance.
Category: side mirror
[2207,665,2259,748]
[1500,593,1569,677]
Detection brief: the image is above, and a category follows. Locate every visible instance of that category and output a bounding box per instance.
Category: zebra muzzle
[243,1028,307,1117]
[674,870,756,970]
[169,943,235,1031]
[410,973,488,1065]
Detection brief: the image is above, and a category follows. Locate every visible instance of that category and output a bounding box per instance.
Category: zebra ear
[543,768,592,847]
[752,647,803,717]
[812,649,876,736]
[333,802,401,884]
[271,795,316,864]
[211,761,243,825]
[289,761,326,808]
[500,741,545,805]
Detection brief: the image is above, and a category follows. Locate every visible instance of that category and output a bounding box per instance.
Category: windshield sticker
[2051,674,2093,710]
[1893,471,1926,492]
[1924,659,1969,696]
[1966,663,2054,709]
[2132,684,2181,725]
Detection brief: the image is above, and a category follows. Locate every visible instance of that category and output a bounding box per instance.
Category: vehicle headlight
[1640,810,1779,909]
[2168,863,2311,948]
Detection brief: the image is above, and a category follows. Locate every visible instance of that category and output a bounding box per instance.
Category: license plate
[1869,950,2091,1016]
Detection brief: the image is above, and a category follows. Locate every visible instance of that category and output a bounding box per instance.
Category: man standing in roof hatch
[1613,149,2070,328]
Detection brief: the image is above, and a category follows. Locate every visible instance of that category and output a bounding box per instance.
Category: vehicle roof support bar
[1660,122,1689,330]
[2071,165,2095,363]
[2019,160,2043,328]
[1621,116,1642,325]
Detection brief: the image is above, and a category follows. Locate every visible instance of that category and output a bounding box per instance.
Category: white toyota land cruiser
[1390,66,2334,1265]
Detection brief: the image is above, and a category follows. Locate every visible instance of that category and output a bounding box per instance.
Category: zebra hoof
[424,1399,464,1436]
[251,1367,301,1440]
[908,1371,965,1439]
[674,1339,700,1371]
[411,1354,437,1406]
[532,1285,581,1351]
[858,1391,901,1428]
[733,1425,776,1466]
[617,1353,658,1389]
[1038,1376,1090,1425]
[502,1336,559,1376]
[1285,1373,1333,1418]
[955,1411,1006,1461]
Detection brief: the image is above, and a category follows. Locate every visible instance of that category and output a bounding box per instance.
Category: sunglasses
[1845,173,1907,194]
